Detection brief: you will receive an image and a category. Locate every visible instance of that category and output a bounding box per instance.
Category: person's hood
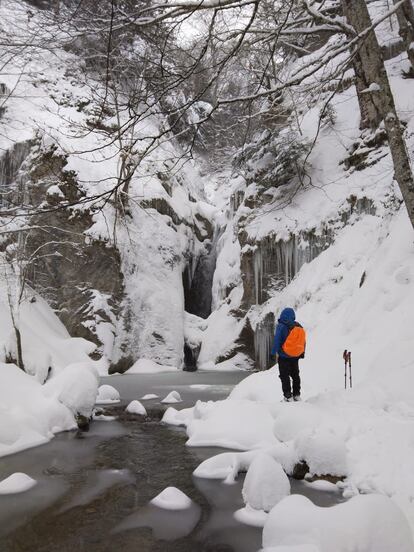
[278,307,296,325]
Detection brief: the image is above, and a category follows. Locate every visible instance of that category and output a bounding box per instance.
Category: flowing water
[0,371,344,552]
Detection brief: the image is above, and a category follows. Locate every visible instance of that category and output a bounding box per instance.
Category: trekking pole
[348,351,352,388]
[343,350,348,390]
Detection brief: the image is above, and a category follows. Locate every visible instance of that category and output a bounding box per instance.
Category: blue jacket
[271,307,296,358]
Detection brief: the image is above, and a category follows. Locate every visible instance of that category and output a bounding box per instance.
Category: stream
[0,371,344,552]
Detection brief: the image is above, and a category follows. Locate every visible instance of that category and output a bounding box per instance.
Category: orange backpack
[282,323,306,358]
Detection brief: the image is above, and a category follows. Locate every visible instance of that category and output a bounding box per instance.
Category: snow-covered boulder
[125,400,147,416]
[150,487,193,510]
[161,391,182,404]
[0,473,37,494]
[96,384,120,405]
[262,494,414,552]
[242,453,290,512]
[140,394,158,400]
[0,363,75,457]
[295,428,348,477]
[44,362,99,418]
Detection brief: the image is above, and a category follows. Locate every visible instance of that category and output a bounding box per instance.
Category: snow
[234,504,268,527]
[0,473,37,495]
[303,480,340,493]
[43,362,99,418]
[262,494,414,552]
[0,282,99,382]
[186,399,278,450]
[242,454,290,512]
[125,400,147,416]
[161,391,182,404]
[140,394,159,400]
[96,385,120,405]
[125,359,178,374]
[0,363,76,457]
[150,487,193,510]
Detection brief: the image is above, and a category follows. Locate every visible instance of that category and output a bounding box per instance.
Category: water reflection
[114,502,202,540]
[59,469,134,512]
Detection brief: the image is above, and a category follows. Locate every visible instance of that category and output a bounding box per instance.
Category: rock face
[26,146,124,361]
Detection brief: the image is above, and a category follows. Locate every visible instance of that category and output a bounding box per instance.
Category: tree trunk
[353,52,382,129]
[341,0,414,229]
[393,0,414,74]
[15,326,25,371]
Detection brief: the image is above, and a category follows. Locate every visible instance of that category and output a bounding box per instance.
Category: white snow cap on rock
[294,427,347,477]
[125,400,147,416]
[262,494,414,552]
[140,394,159,400]
[161,391,182,404]
[242,453,290,512]
[150,487,193,510]
[44,362,99,418]
[125,359,178,374]
[0,473,37,494]
[0,363,75,457]
[96,384,120,405]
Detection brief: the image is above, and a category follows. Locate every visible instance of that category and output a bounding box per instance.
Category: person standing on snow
[270,307,306,402]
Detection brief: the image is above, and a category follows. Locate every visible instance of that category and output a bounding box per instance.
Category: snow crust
[0,473,37,494]
[125,400,147,416]
[150,487,193,510]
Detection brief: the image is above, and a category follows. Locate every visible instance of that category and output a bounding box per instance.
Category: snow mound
[295,427,348,477]
[125,400,147,416]
[243,454,290,513]
[262,494,414,552]
[0,363,75,457]
[186,399,278,450]
[125,359,178,374]
[0,473,37,494]
[96,385,120,405]
[140,394,159,400]
[150,487,193,510]
[161,391,182,404]
[44,362,99,417]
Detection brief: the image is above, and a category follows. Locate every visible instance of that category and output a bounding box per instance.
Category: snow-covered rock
[295,428,348,477]
[262,494,414,552]
[44,362,99,418]
[0,473,37,494]
[242,454,290,512]
[161,391,182,404]
[96,385,120,405]
[0,363,76,457]
[140,394,159,400]
[150,487,193,510]
[125,400,147,416]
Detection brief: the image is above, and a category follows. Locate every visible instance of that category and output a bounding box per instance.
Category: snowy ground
[164,361,414,549]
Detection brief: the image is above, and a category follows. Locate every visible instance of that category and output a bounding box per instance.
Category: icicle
[254,312,275,370]
[254,246,263,305]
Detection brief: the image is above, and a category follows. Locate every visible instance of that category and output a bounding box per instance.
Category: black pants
[278,357,301,398]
